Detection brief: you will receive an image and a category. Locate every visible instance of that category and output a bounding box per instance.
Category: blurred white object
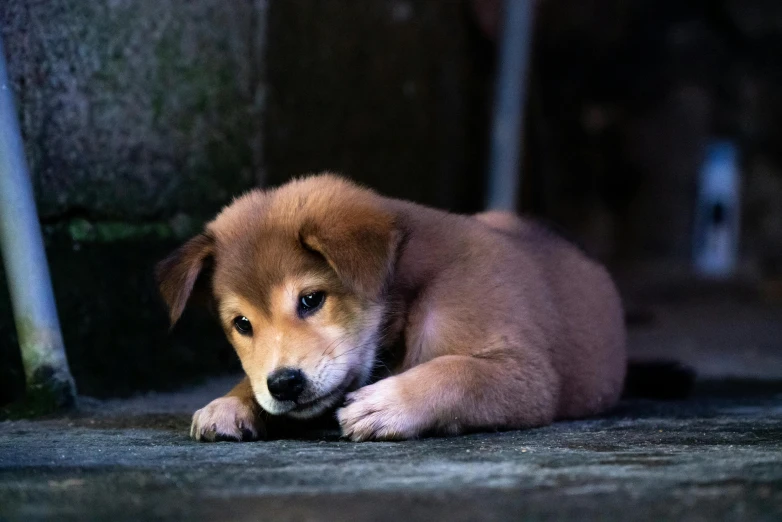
[693,141,741,278]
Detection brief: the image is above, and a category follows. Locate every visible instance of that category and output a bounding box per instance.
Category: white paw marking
[190,396,263,442]
[337,379,422,441]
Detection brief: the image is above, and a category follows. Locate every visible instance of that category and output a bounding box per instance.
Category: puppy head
[157,174,399,418]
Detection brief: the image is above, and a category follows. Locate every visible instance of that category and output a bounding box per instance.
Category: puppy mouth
[287,379,355,418]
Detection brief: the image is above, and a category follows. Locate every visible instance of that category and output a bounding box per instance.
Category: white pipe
[486,0,535,211]
[0,35,76,408]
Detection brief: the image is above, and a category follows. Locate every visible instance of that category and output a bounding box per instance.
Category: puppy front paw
[337,379,422,442]
[190,396,264,442]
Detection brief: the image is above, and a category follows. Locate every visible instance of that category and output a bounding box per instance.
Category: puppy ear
[155,233,215,326]
[300,206,400,298]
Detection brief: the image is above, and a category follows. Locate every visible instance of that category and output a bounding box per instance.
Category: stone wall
[2,0,265,221]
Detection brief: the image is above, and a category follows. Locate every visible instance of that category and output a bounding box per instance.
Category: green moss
[2,316,76,419]
[8,313,76,418]
[13,316,37,363]
[62,219,197,243]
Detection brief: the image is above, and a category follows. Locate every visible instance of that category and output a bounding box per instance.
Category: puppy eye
[233,316,252,335]
[298,291,325,317]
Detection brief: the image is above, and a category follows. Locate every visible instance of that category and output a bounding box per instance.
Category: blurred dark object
[624,307,657,327]
[623,360,697,400]
[760,254,782,302]
[471,0,502,40]
[264,0,491,211]
[694,378,782,399]
[762,277,782,302]
[471,0,545,41]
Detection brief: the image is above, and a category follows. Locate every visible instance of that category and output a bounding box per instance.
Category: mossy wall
[1,0,264,221]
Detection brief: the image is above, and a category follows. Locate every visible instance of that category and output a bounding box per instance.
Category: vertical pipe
[0,36,76,409]
[486,0,534,211]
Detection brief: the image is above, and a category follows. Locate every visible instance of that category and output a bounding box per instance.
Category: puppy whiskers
[330,343,366,362]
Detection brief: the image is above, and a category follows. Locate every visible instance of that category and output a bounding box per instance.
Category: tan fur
[157,174,626,442]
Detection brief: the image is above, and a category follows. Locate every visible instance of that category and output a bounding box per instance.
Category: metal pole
[0,35,76,409]
[486,0,534,211]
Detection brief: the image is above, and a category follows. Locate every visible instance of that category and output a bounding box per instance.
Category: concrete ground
[1,377,781,521]
[1,296,782,521]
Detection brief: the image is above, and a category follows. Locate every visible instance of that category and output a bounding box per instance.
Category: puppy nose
[267,368,306,402]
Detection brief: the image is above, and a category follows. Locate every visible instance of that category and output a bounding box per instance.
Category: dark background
[2,0,782,406]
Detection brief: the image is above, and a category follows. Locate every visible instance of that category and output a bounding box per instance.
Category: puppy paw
[337,380,422,441]
[190,396,264,442]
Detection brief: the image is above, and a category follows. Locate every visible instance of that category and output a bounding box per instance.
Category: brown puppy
[157,174,626,442]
